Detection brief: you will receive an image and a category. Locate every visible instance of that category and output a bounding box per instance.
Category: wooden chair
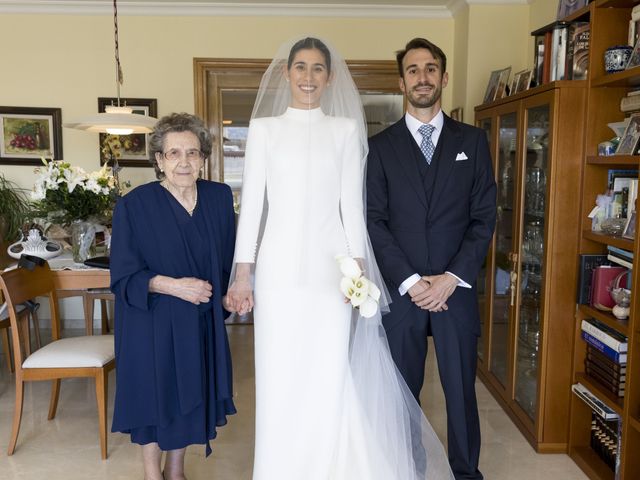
[0,262,115,459]
[57,289,114,335]
[0,290,32,375]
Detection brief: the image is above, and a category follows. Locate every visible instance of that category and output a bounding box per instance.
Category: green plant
[0,174,29,242]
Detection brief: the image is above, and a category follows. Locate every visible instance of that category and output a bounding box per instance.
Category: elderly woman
[110,113,236,480]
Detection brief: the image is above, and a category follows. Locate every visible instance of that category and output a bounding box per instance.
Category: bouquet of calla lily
[336,254,381,318]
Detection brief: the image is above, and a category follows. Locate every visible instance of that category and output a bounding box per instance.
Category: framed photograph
[623,210,636,240]
[450,107,463,122]
[483,67,511,103]
[626,36,640,70]
[616,113,640,155]
[556,0,588,20]
[513,69,533,95]
[0,106,62,165]
[97,97,157,167]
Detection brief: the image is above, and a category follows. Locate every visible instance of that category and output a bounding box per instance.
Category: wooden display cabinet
[569,1,640,479]
[475,81,586,452]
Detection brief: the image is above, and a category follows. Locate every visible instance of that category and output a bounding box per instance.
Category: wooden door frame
[193,57,400,181]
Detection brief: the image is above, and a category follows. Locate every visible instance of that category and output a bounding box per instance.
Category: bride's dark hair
[287,37,332,74]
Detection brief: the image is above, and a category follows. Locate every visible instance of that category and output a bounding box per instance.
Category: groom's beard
[406,82,442,109]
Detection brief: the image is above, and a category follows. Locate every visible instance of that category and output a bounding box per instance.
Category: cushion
[23,335,115,369]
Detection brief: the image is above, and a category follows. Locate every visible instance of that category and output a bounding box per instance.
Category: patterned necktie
[418,124,435,165]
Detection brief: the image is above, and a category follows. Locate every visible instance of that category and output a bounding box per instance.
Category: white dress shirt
[398,110,471,296]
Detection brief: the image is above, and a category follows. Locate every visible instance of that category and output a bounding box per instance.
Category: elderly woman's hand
[173,277,213,305]
[149,275,212,305]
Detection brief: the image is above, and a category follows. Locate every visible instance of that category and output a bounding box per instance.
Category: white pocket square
[455,152,468,161]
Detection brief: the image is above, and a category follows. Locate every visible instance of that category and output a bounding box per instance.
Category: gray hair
[148,112,212,179]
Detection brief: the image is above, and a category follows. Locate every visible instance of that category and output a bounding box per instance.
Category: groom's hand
[408,278,432,303]
[415,274,457,312]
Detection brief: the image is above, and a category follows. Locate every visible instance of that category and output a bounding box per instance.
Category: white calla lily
[350,289,367,307]
[340,277,355,298]
[336,254,362,279]
[367,281,381,302]
[359,296,378,318]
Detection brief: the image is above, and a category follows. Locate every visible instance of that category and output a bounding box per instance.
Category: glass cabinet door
[477,116,493,364]
[490,111,519,388]
[514,103,550,419]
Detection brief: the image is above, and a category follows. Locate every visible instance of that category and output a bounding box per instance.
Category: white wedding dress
[234,107,452,480]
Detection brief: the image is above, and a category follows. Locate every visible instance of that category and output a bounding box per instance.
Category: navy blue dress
[110,180,236,455]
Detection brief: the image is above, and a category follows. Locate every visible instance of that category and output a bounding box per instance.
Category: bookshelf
[475,83,586,451]
[570,1,640,479]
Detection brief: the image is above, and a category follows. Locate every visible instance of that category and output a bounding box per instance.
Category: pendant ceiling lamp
[64,0,157,135]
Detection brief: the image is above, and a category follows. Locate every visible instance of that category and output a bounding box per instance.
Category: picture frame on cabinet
[0,106,63,165]
[511,69,533,95]
[623,210,636,240]
[626,36,640,70]
[616,113,640,155]
[556,0,588,20]
[97,97,157,167]
[483,67,511,103]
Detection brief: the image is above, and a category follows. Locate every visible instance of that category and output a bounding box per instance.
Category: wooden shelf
[576,373,625,415]
[596,0,638,9]
[592,67,640,88]
[630,415,640,432]
[587,155,640,166]
[563,4,591,22]
[579,304,630,336]
[582,230,635,250]
[569,446,615,480]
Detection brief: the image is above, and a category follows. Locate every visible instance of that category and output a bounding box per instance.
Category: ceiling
[0,0,528,18]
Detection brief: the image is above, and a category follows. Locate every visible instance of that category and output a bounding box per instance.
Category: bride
[225,36,454,480]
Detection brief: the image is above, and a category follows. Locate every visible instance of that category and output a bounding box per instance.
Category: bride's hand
[227,277,254,313]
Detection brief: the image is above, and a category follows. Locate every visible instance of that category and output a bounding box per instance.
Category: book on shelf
[621,94,640,112]
[606,253,632,269]
[566,22,589,80]
[577,254,611,304]
[552,25,569,81]
[585,362,625,397]
[581,318,628,353]
[590,413,619,472]
[587,346,627,374]
[533,35,545,86]
[581,331,628,364]
[572,382,620,420]
[585,358,627,384]
[606,246,633,261]
[590,265,627,311]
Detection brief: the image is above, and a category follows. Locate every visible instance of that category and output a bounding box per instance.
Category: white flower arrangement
[30,158,119,225]
[336,254,381,318]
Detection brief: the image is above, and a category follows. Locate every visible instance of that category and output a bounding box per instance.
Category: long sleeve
[366,142,417,288]
[234,119,267,263]
[109,199,158,311]
[340,119,366,258]
[444,131,497,284]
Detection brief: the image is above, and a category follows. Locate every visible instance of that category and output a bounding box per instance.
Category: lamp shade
[64,106,157,135]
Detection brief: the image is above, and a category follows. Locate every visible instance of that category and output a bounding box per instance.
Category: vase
[70,220,97,263]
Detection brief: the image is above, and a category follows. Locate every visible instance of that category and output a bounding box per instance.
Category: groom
[366,38,496,479]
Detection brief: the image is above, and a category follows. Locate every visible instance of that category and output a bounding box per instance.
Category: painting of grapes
[0,107,62,165]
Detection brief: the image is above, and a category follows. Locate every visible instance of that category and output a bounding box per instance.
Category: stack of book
[581,318,628,397]
[591,412,619,472]
[531,21,590,86]
[620,88,640,118]
[572,382,621,473]
[607,245,633,270]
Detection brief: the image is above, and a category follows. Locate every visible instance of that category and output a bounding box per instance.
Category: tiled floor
[0,326,588,479]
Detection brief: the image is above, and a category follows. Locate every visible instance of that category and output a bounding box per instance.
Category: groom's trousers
[384,298,483,480]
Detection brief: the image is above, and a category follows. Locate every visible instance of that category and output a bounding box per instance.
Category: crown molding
[0,1,454,18]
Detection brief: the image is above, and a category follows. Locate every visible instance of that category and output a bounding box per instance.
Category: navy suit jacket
[367,114,496,333]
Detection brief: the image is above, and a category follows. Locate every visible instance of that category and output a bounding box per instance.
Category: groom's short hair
[396,38,447,78]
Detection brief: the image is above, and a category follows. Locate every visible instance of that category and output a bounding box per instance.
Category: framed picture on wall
[450,107,463,122]
[0,106,63,165]
[97,97,157,167]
